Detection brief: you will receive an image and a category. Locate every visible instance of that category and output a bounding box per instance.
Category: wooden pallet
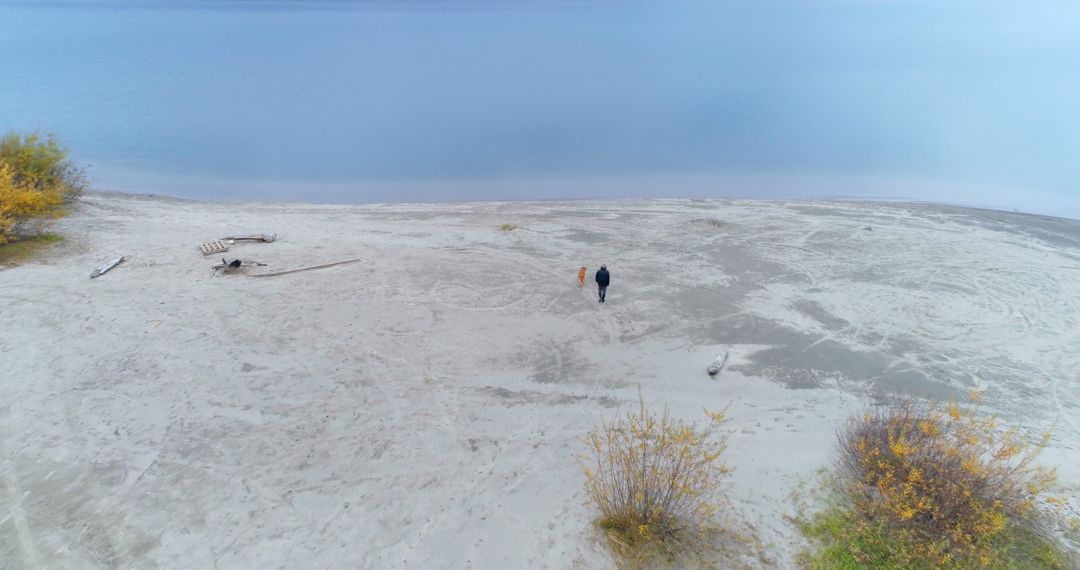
[200,240,229,256]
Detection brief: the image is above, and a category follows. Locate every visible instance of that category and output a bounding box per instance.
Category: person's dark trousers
[598,286,607,302]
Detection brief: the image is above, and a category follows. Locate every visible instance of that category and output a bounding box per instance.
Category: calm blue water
[2,1,1079,215]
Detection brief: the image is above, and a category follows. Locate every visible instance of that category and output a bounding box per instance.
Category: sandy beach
[2,192,1079,568]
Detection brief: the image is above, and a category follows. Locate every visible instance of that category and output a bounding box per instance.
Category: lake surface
[2,0,1079,215]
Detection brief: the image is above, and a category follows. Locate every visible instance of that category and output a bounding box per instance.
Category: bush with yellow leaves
[0,131,85,245]
[582,396,731,565]
[800,398,1073,569]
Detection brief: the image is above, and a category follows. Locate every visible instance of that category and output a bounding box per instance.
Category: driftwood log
[246,258,360,277]
[221,234,277,243]
[90,256,126,279]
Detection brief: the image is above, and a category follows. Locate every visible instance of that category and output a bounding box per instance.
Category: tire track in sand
[2,407,42,567]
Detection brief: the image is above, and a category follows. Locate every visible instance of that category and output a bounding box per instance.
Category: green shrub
[799,399,1074,569]
[0,131,85,245]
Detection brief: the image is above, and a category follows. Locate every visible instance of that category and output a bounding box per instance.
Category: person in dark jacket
[595,265,610,303]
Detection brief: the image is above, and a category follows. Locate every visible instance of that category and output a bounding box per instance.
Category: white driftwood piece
[706,350,729,376]
[90,256,125,279]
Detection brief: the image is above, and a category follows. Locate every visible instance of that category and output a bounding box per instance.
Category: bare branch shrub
[582,397,731,564]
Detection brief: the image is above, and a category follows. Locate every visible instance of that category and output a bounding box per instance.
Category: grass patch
[0,233,63,266]
[799,506,1072,570]
[797,398,1077,569]
[500,223,519,231]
